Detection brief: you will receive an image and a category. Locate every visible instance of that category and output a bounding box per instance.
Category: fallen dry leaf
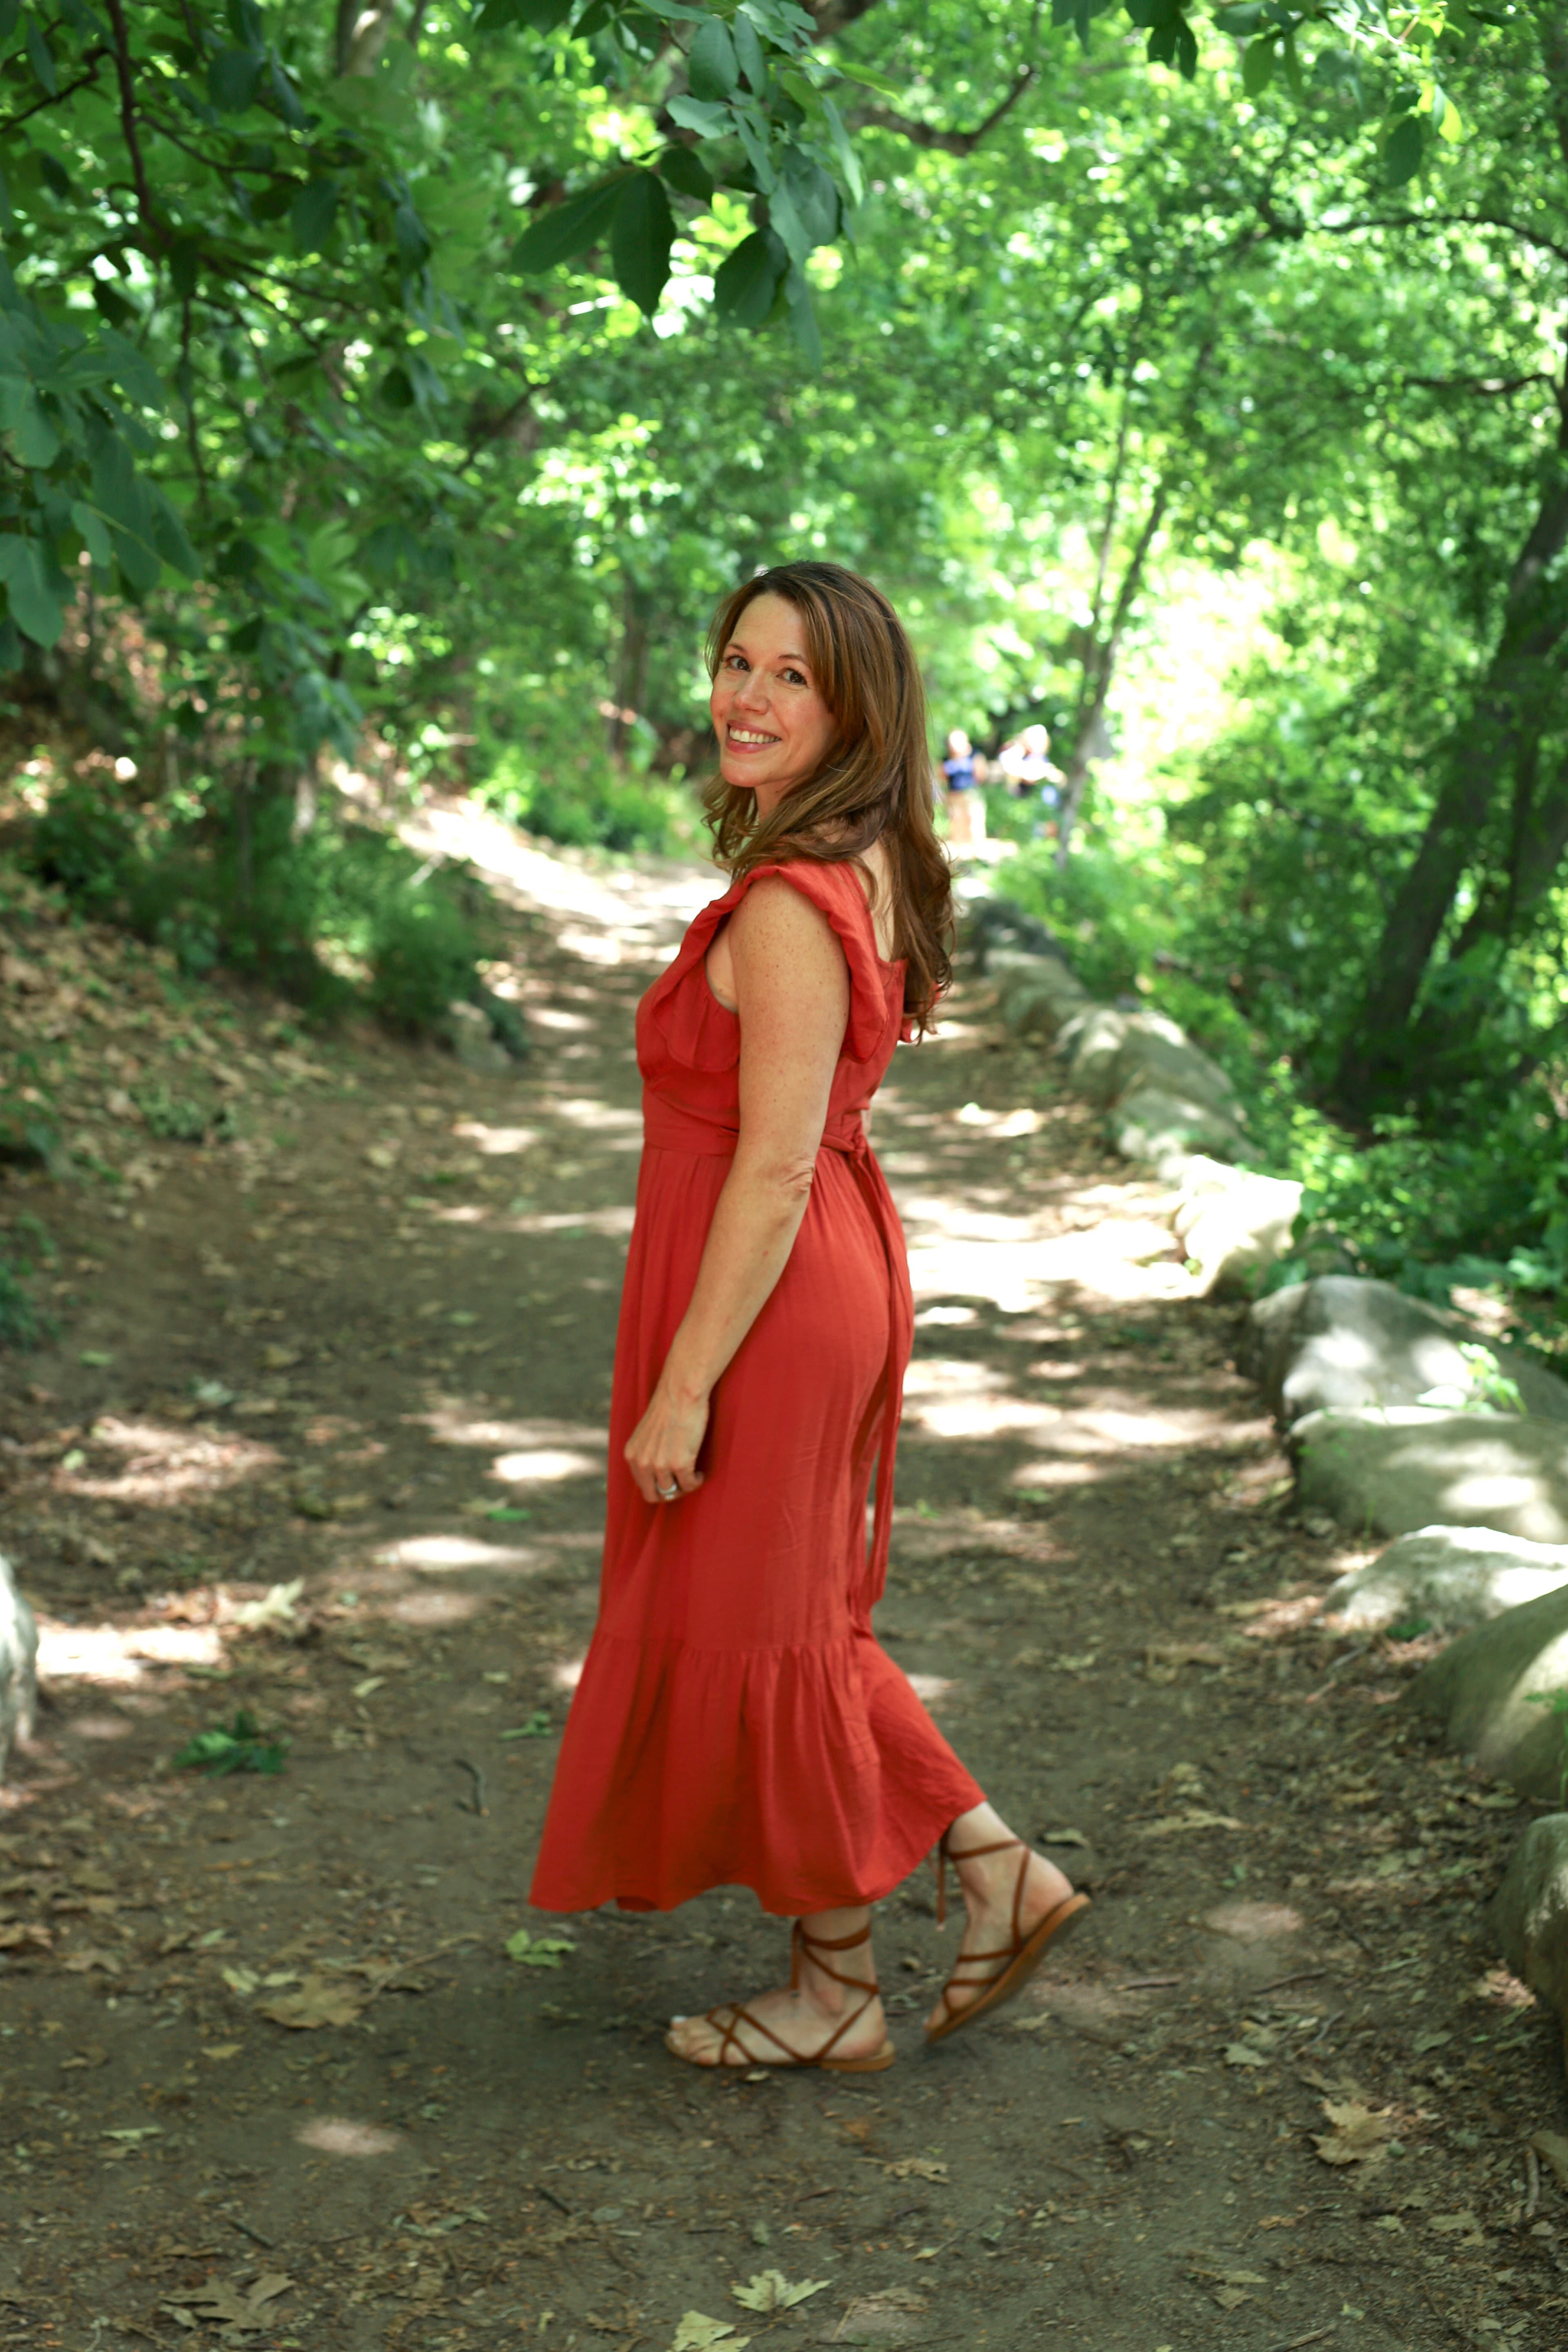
[1224,2042,1271,2069]
[730,2270,829,2314]
[1310,2100,1399,2168]
[1428,2210,1485,2244]
[256,1973,365,2030]
[1530,2128,1568,2192]
[670,2318,749,2352]
[883,2157,948,2182]
[1140,1810,1244,1837]
[163,2273,294,2332]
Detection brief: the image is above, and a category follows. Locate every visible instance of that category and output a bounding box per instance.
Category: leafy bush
[479,743,697,856]
[991,837,1169,1002]
[27,783,142,908]
[0,1214,55,1351]
[21,778,493,1034]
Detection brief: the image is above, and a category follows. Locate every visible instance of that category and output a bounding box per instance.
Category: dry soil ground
[2,818,1567,2352]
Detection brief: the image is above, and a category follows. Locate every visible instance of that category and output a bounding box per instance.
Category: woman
[529,562,1087,2071]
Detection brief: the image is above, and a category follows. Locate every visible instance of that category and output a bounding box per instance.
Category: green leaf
[611,169,676,315]
[713,227,785,327]
[778,149,838,248]
[660,143,715,201]
[0,379,59,468]
[91,439,161,592]
[268,53,308,132]
[0,2,20,45]
[688,16,739,100]
[733,13,768,90]
[209,45,265,113]
[823,56,902,100]
[666,92,732,137]
[1281,28,1303,97]
[291,176,340,255]
[0,534,63,648]
[503,1927,576,1966]
[785,262,821,370]
[24,13,56,96]
[98,328,166,411]
[69,499,113,567]
[172,1711,289,1777]
[1383,112,1423,185]
[511,174,628,273]
[150,487,200,581]
[1213,2,1264,29]
[1241,36,1274,94]
[393,198,431,269]
[820,95,863,207]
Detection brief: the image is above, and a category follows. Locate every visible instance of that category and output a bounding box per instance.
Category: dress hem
[527,1787,981,1921]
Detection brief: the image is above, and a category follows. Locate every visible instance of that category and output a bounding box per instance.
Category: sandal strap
[791,1918,880,2000]
[933,1830,1027,1927]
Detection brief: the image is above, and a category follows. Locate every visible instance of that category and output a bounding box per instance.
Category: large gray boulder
[1325,1524,1568,1633]
[988,949,1091,1042]
[1490,1816,1568,2044]
[1246,1276,1568,1427]
[1292,1406,1568,1543]
[1405,1583,1568,1802]
[0,1553,37,1780]
[965,898,1071,973]
[1108,1010,1242,1120]
[1172,1155,1303,1295]
[1108,1086,1250,1179]
[1055,1004,1134,1102]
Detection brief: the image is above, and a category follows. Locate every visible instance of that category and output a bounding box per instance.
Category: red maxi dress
[529,860,983,1917]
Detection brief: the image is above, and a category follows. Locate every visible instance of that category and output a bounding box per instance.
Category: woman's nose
[732,670,769,711]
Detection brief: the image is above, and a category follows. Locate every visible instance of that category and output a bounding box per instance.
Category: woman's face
[710,593,838,818]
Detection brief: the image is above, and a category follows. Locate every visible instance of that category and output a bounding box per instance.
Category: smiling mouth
[726,726,780,748]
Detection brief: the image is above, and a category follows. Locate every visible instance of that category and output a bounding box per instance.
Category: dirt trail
[1,828,1564,2352]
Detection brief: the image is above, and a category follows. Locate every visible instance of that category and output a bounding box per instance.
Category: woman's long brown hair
[702,561,953,1034]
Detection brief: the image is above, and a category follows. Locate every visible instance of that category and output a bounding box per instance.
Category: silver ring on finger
[657,1480,680,1501]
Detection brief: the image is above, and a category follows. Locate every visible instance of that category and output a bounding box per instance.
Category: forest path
[0,833,1560,2351]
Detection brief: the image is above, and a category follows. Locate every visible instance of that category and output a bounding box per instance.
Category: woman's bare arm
[623,879,849,1504]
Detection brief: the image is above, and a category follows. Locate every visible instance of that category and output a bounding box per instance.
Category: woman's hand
[624,1377,709,1505]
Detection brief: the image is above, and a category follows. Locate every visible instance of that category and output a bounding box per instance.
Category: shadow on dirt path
[2,826,1566,2350]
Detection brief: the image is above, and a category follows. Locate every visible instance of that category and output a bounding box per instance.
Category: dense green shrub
[20,781,493,1034]
[479,744,698,856]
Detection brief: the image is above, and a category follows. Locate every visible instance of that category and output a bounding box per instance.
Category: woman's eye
[782,668,806,686]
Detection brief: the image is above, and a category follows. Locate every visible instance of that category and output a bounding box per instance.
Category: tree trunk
[1054,470,1172,863]
[1330,0,1568,1113]
[335,1,401,77]
[1330,454,1568,1114]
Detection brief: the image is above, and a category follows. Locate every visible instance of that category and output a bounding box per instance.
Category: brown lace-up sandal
[925,1833,1090,2045]
[664,1918,896,2073]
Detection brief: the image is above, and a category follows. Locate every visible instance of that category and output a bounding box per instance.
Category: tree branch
[102,0,161,252]
[0,53,108,136]
[855,67,1035,156]
[1315,208,1568,265]
[1404,372,1556,397]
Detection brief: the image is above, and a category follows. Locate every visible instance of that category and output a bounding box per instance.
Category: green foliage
[172,1712,289,1777]
[0,1212,55,1351]
[20,783,493,1032]
[991,838,1167,1002]
[479,744,697,855]
[0,1257,40,1350]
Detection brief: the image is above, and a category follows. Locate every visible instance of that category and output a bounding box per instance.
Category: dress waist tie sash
[641,1094,912,1607]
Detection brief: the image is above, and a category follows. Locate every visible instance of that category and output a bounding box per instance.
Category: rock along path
[1,822,1565,2351]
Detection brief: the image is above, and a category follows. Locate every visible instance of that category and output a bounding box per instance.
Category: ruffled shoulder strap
[645,860,900,1069]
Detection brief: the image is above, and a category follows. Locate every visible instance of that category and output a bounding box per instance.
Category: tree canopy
[6,0,1568,1317]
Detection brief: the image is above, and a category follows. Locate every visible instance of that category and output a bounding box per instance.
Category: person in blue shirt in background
[940,726,988,854]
